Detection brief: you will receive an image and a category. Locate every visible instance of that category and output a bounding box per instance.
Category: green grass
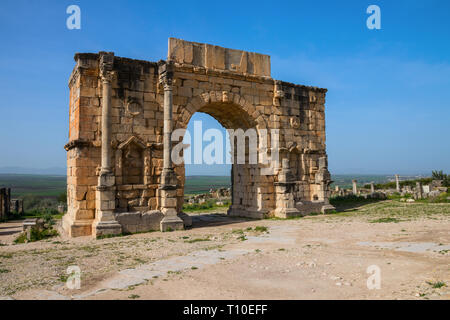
[184,237,210,243]
[370,217,401,223]
[59,274,69,282]
[254,226,268,233]
[182,199,230,213]
[167,270,181,275]
[426,281,446,289]
[421,191,450,204]
[330,195,381,206]
[320,199,449,225]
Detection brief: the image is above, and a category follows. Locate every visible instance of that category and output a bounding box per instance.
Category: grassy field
[184,175,231,194]
[0,174,232,199]
[0,174,66,199]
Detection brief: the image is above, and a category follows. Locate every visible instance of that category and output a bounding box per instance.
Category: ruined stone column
[370,182,375,194]
[352,180,358,195]
[395,174,400,192]
[101,77,112,173]
[416,181,423,199]
[93,52,122,237]
[158,60,184,231]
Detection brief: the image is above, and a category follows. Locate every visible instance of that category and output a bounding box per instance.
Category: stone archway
[62,38,334,238]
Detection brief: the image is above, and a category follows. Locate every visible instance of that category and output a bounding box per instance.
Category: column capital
[99,51,115,83]
[101,71,115,83]
[158,59,174,89]
[162,78,173,91]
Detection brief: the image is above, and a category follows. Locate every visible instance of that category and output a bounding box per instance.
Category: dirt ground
[0,200,449,300]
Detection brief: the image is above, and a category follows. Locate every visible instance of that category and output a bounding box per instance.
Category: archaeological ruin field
[0,197,448,300]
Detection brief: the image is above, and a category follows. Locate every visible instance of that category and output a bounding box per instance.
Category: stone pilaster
[93,52,122,237]
[315,157,335,213]
[158,60,184,231]
[274,158,301,218]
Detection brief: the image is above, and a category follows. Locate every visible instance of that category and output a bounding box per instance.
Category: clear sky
[0,0,449,175]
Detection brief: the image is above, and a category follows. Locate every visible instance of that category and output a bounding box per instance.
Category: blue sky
[0,0,449,175]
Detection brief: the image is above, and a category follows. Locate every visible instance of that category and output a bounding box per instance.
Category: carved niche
[115,136,151,185]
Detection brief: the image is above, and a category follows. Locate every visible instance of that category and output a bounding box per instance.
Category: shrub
[57,191,67,204]
[330,194,371,205]
[41,212,56,226]
[426,191,450,203]
[14,228,59,244]
[426,281,446,289]
[432,170,450,187]
[21,194,60,214]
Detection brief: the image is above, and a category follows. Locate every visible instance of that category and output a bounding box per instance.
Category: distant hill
[0,167,66,175]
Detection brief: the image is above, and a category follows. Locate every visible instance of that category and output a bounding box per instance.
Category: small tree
[432,170,446,180]
[58,191,67,204]
[431,170,450,187]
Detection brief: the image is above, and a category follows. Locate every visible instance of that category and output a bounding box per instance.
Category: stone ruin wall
[63,38,333,237]
[0,188,11,220]
[0,188,23,220]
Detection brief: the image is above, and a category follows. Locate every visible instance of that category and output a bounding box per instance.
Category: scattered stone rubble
[186,187,231,205]
[331,176,448,201]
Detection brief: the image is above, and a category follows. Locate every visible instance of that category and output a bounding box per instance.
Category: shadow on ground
[0,221,22,238]
[188,211,257,229]
[330,198,385,213]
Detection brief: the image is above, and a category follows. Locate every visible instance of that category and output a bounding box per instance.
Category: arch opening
[176,101,270,220]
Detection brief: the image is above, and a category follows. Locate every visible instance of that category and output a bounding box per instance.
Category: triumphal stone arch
[62,38,334,237]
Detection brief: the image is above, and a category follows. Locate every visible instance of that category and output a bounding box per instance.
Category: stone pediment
[117,135,146,150]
